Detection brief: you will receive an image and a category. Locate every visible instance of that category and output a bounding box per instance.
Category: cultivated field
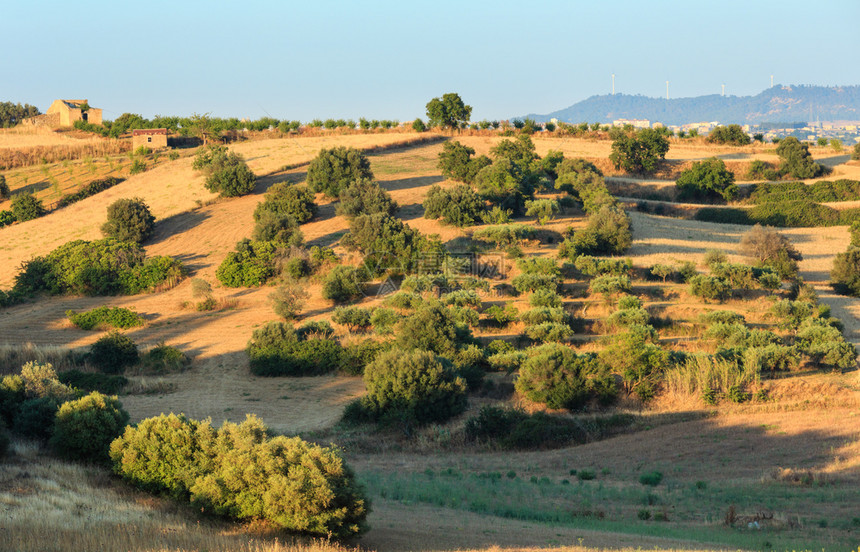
[1,128,859,551]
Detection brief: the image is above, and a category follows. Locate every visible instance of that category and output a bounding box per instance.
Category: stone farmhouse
[22,99,103,128]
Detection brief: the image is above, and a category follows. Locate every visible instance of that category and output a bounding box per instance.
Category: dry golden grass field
[1,129,860,552]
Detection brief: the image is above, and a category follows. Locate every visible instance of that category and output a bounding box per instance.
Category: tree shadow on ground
[381,175,443,192]
[150,211,210,245]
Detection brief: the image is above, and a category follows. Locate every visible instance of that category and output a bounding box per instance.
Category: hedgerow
[57,177,123,208]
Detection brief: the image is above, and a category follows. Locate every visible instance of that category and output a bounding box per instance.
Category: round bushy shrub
[216,239,279,287]
[246,322,343,376]
[101,198,156,244]
[515,344,616,410]
[362,349,467,425]
[13,396,61,439]
[194,146,257,197]
[831,247,860,297]
[423,184,484,226]
[253,183,316,224]
[396,302,475,358]
[11,193,46,222]
[307,147,373,198]
[336,177,397,218]
[50,392,129,462]
[676,158,737,201]
[322,265,367,303]
[89,331,139,374]
[110,413,217,499]
[251,211,303,246]
[0,175,9,199]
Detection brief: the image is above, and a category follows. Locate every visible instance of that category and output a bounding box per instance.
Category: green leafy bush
[831,247,860,296]
[322,265,368,303]
[515,344,616,410]
[795,318,857,369]
[101,198,155,244]
[609,128,669,175]
[139,342,190,373]
[341,213,434,274]
[66,306,143,330]
[216,240,280,287]
[13,239,185,296]
[247,322,343,376]
[89,331,139,374]
[707,125,750,146]
[676,158,737,201]
[336,177,397,218]
[193,146,256,197]
[50,392,129,462]
[559,206,632,258]
[340,339,390,375]
[524,199,559,225]
[269,284,309,320]
[0,209,15,228]
[11,193,46,221]
[396,302,475,358]
[250,211,303,246]
[307,146,373,198]
[332,306,373,331]
[370,307,400,335]
[776,137,828,179]
[14,396,61,439]
[639,471,664,486]
[0,174,8,199]
[360,349,467,425]
[423,184,484,226]
[483,304,519,327]
[588,274,631,298]
[253,182,316,224]
[574,256,632,276]
[599,325,667,401]
[512,273,559,294]
[437,141,492,184]
[472,224,535,246]
[739,224,802,279]
[689,275,731,302]
[525,322,574,342]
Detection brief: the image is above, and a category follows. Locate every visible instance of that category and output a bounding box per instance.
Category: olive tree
[426,93,472,130]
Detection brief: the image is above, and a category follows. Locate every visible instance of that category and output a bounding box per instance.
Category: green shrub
[186,416,368,537]
[253,183,316,224]
[559,206,632,258]
[480,206,512,224]
[688,275,731,303]
[699,310,745,325]
[383,292,424,310]
[524,199,559,225]
[88,332,139,374]
[745,160,774,181]
[66,306,143,330]
[639,471,664,486]
[361,349,467,425]
[13,238,184,297]
[516,344,616,410]
[101,197,155,244]
[246,322,342,376]
[306,147,373,198]
[472,224,535,247]
[441,289,482,309]
[609,128,669,175]
[58,370,128,394]
[831,246,860,296]
[194,146,256,197]
[795,319,857,369]
[465,406,611,450]
[412,118,426,132]
[483,304,519,327]
[739,226,802,280]
[776,137,828,179]
[269,284,309,320]
[525,322,574,342]
[521,307,573,327]
[396,302,475,358]
[589,274,631,298]
[216,240,280,287]
[11,193,46,221]
[0,174,8,199]
[332,306,373,331]
[50,392,129,462]
[769,299,814,330]
[437,141,492,184]
[600,325,667,401]
[0,209,15,227]
[528,289,563,308]
[139,343,190,373]
[574,256,632,276]
[606,307,650,329]
[743,344,800,373]
[322,265,368,303]
[251,211,303,246]
[340,339,390,376]
[676,158,737,201]
[342,213,434,274]
[512,273,559,294]
[423,184,484,226]
[707,125,751,146]
[336,177,397,218]
[13,396,60,439]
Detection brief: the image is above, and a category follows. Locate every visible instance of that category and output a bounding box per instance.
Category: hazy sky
[4,0,859,121]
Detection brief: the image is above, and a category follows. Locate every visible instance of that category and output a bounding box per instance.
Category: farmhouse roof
[132,128,168,136]
[61,100,89,109]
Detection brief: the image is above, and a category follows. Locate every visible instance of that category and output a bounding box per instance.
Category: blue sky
[3,0,859,121]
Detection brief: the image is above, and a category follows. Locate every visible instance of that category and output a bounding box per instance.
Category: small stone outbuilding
[132,129,169,149]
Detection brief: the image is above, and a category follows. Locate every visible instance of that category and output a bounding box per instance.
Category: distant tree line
[0,101,40,127]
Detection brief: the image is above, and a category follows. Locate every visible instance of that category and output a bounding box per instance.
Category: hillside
[2,129,860,551]
[522,85,860,125]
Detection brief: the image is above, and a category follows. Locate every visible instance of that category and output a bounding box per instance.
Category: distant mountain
[521,85,860,126]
